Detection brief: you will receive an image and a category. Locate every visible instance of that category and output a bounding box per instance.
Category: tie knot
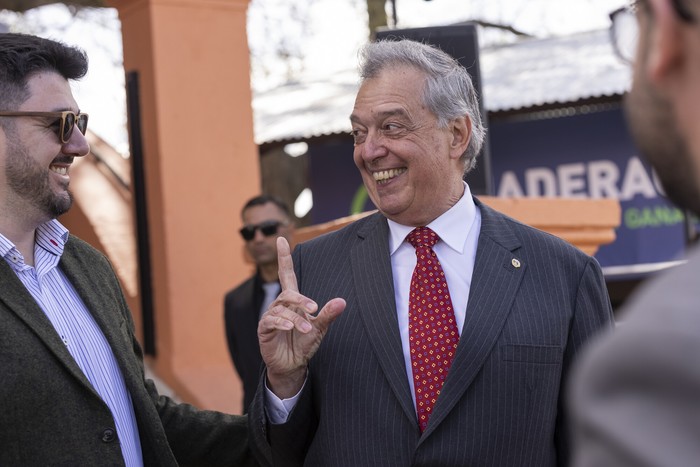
[407,227,439,249]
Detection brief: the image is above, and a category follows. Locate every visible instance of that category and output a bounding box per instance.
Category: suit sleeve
[224,292,242,375]
[569,317,700,467]
[556,257,614,466]
[62,236,256,466]
[248,369,316,467]
[108,259,257,466]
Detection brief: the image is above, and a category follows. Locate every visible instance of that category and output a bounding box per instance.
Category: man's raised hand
[258,237,345,398]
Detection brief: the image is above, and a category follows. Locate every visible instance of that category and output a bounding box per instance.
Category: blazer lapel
[59,240,144,391]
[0,257,96,392]
[422,199,526,439]
[351,214,417,425]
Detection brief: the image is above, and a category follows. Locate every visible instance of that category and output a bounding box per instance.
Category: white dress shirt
[260,281,281,319]
[387,182,481,409]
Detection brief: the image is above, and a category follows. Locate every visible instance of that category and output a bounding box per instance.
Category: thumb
[313,298,346,332]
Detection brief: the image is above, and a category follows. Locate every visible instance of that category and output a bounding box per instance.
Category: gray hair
[358,39,486,173]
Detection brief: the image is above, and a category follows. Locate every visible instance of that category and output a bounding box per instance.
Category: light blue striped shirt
[0,220,143,467]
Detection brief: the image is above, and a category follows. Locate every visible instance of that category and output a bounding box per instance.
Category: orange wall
[108,0,259,414]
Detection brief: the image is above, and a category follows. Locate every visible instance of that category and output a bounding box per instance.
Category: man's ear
[449,115,471,160]
[646,0,686,85]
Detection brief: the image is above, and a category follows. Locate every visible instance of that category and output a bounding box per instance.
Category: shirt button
[101,428,116,443]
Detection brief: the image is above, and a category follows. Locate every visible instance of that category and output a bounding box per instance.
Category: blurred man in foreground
[570,1,700,466]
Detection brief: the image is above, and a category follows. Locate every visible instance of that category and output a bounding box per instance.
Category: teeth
[373,168,406,183]
[50,166,68,175]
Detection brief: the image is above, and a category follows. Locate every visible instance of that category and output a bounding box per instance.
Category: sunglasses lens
[260,222,280,237]
[62,112,75,142]
[77,114,88,134]
[239,221,283,241]
[239,226,255,241]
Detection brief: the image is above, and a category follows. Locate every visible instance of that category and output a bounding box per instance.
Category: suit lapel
[351,214,417,425]
[59,239,144,391]
[0,254,96,392]
[422,199,526,439]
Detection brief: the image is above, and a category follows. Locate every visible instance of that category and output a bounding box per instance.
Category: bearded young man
[0,33,255,467]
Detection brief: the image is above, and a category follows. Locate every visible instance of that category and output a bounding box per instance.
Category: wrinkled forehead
[359,63,427,91]
[352,65,428,117]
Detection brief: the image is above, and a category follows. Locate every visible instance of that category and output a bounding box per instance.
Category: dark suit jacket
[0,235,255,467]
[225,273,267,412]
[250,198,613,467]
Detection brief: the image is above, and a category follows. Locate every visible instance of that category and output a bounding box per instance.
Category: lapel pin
[511,258,521,268]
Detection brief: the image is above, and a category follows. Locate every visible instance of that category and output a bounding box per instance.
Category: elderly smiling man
[248,39,614,467]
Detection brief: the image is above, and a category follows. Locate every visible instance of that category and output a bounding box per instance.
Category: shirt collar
[0,219,69,261]
[387,182,476,255]
[35,219,69,256]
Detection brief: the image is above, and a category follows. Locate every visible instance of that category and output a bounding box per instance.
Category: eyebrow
[349,108,410,124]
[44,105,81,112]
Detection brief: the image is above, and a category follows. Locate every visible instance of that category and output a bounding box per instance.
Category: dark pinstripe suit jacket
[0,235,255,466]
[250,198,613,467]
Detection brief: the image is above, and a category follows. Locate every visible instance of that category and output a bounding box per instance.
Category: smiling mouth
[49,165,69,175]
[373,168,406,184]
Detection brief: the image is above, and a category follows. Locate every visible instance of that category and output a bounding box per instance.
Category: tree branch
[469,19,534,38]
[0,0,106,12]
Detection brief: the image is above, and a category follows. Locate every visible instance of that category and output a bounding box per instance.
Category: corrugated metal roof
[253,28,631,145]
[253,68,360,145]
[481,28,631,112]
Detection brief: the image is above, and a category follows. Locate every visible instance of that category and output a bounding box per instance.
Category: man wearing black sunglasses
[225,195,294,413]
[570,1,700,466]
[0,33,255,466]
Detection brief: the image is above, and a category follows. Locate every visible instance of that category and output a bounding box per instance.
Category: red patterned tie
[407,227,460,433]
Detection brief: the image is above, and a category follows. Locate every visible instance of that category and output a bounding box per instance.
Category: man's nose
[253,229,265,241]
[360,129,388,161]
[62,126,90,157]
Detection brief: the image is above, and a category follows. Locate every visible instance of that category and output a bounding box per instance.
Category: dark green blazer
[0,234,255,467]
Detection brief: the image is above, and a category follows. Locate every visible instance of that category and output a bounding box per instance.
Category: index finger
[277,236,299,293]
